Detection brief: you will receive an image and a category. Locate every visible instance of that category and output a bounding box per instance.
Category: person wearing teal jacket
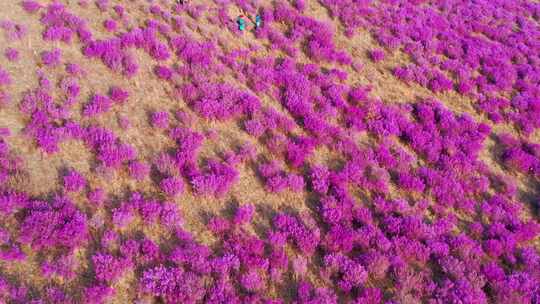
[237,16,246,31]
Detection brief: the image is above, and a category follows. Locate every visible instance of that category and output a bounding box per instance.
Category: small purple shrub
[41,48,62,66]
[103,19,117,32]
[83,94,112,117]
[151,111,169,129]
[160,176,184,197]
[109,86,129,103]
[92,252,130,283]
[19,196,87,251]
[128,160,150,181]
[154,65,173,80]
[4,48,19,61]
[140,265,205,303]
[21,0,42,13]
[63,169,86,192]
[0,68,12,86]
[369,49,385,62]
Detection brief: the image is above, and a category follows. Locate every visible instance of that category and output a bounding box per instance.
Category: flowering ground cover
[0,0,540,303]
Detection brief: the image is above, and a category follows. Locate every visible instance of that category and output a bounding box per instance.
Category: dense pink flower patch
[108,86,129,103]
[0,68,11,86]
[19,196,87,251]
[103,19,117,32]
[258,161,305,192]
[369,48,384,62]
[128,160,150,181]
[188,159,239,197]
[40,48,62,66]
[1,0,540,303]
[83,94,112,116]
[160,176,184,197]
[320,0,540,134]
[140,265,205,303]
[0,20,27,41]
[181,82,261,121]
[63,169,86,192]
[499,133,540,176]
[21,0,42,13]
[150,111,169,129]
[4,48,19,61]
[154,65,173,80]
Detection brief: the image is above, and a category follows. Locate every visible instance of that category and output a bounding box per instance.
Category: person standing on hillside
[237,15,246,31]
[236,7,262,32]
[254,14,261,29]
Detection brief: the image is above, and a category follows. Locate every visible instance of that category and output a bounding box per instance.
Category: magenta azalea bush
[0,0,539,303]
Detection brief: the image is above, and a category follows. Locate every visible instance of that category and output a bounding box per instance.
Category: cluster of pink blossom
[498,133,540,177]
[320,0,540,135]
[82,94,112,117]
[0,68,11,107]
[150,111,170,129]
[4,48,19,62]
[19,195,88,252]
[0,20,27,41]
[258,160,305,192]
[0,68,11,86]
[0,0,539,303]
[62,169,86,192]
[0,130,20,185]
[39,2,92,43]
[40,48,62,66]
[181,81,261,121]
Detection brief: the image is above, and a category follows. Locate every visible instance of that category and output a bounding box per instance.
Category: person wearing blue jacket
[255,14,261,29]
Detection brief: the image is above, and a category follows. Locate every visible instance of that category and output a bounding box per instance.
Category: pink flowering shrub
[498,133,540,176]
[83,284,114,304]
[1,1,540,303]
[92,252,130,283]
[42,254,77,280]
[102,19,117,32]
[62,169,86,192]
[66,62,83,75]
[182,82,261,121]
[82,94,112,117]
[109,86,129,103]
[4,48,19,61]
[0,20,27,41]
[272,212,320,255]
[154,65,173,80]
[19,196,87,251]
[189,159,238,197]
[369,48,385,62]
[150,111,169,129]
[128,160,150,181]
[160,176,184,197]
[82,38,138,76]
[140,265,205,303]
[21,0,42,13]
[258,161,305,192]
[323,253,368,292]
[0,68,12,86]
[40,48,62,66]
[83,125,137,168]
[111,204,135,228]
[170,35,214,67]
